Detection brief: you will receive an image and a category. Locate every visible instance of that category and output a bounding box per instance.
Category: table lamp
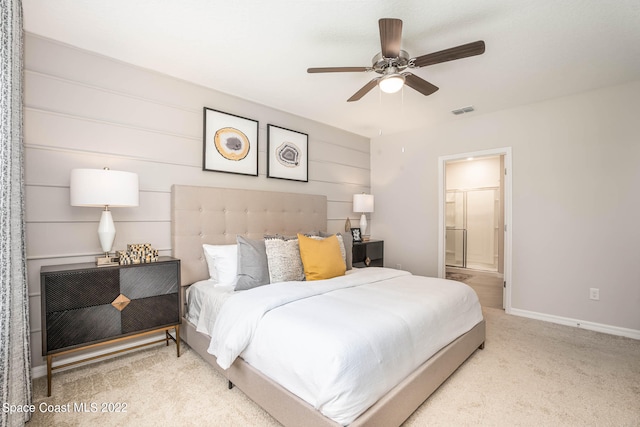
[353,193,374,240]
[70,168,139,265]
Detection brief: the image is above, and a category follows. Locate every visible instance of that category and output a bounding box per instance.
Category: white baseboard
[509,308,640,340]
[32,332,177,379]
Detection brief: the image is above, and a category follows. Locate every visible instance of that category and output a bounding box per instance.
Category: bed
[171,185,485,427]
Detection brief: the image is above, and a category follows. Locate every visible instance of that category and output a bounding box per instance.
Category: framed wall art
[203,107,259,176]
[267,124,308,182]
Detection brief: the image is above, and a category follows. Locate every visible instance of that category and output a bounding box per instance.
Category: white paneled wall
[24,33,370,371]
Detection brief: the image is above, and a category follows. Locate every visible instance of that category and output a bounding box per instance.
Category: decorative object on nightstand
[353,240,384,268]
[350,227,362,243]
[70,167,139,266]
[40,257,181,396]
[353,193,374,240]
[344,217,352,232]
[118,243,159,265]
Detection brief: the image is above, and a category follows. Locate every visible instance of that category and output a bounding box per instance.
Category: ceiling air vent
[451,106,475,115]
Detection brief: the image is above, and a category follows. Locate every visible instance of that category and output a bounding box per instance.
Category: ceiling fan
[307,18,485,102]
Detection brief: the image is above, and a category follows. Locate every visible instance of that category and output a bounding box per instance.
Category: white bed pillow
[202,244,238,287]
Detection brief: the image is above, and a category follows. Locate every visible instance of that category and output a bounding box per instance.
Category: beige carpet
[29,308,640,426]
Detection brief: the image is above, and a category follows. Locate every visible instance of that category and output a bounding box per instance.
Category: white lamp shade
[353,193,374,213]
[70,168,139,207]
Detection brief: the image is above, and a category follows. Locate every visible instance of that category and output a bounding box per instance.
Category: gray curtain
[0,0,33,426]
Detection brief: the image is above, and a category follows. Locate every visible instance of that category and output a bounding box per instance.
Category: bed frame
[171,184,485,426]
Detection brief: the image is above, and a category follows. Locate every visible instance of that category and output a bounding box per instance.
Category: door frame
[437,147,513,313]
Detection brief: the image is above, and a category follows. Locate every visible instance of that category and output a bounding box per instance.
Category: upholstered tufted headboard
[171,185,327,287]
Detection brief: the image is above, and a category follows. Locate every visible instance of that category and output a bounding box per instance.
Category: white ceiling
[22,0,640,138]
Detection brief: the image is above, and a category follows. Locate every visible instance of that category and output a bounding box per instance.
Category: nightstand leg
[176,324,180,357]
[46,355,52,397]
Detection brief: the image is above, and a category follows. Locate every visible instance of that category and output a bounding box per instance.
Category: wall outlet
[589,288,600,301]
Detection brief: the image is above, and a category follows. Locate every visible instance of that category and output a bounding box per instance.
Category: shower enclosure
[445,188,499,271]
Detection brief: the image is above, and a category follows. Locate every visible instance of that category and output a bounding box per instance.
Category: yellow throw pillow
[297,233,346,281]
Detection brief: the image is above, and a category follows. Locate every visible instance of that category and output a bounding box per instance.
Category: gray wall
[371,79,640,335]
[24,33,370,371]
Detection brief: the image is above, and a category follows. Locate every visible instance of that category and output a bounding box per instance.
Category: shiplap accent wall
[24,33,370,371]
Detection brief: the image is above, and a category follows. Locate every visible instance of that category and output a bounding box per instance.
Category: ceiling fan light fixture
[307,19,485,102]
[378,74,405,94]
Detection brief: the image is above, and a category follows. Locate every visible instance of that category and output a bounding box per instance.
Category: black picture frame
[267,124,309,182]
[203,107,259,176]
[351,227,362,243]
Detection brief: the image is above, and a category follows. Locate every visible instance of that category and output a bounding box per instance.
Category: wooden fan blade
[404,73,439,96]
[307,67,369,73]
[411,40,485,68]
[347,78,380,102]
[379,18,403,58]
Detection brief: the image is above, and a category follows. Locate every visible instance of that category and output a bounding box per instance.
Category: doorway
[445,157,501,272]
[438,148,512,312]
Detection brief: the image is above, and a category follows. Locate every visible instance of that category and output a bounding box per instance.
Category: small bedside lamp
[70,168,139,265]
[353,193,374,240]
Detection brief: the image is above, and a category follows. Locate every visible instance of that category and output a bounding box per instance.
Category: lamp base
[96,255,119,266]
[359,213,370,241]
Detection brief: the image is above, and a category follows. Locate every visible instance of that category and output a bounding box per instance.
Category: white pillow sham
[202,244,238,287]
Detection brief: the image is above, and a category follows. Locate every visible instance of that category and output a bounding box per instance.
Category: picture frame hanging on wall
[267,124,308,182]
[203,107,259,176]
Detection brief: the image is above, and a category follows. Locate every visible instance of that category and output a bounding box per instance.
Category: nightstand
[40,256,181,396]
[352,239,384,268]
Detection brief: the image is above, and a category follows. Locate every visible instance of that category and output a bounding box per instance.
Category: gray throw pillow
[235,236,270,290]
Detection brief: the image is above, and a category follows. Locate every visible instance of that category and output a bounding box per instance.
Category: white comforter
[208,267,483,425]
